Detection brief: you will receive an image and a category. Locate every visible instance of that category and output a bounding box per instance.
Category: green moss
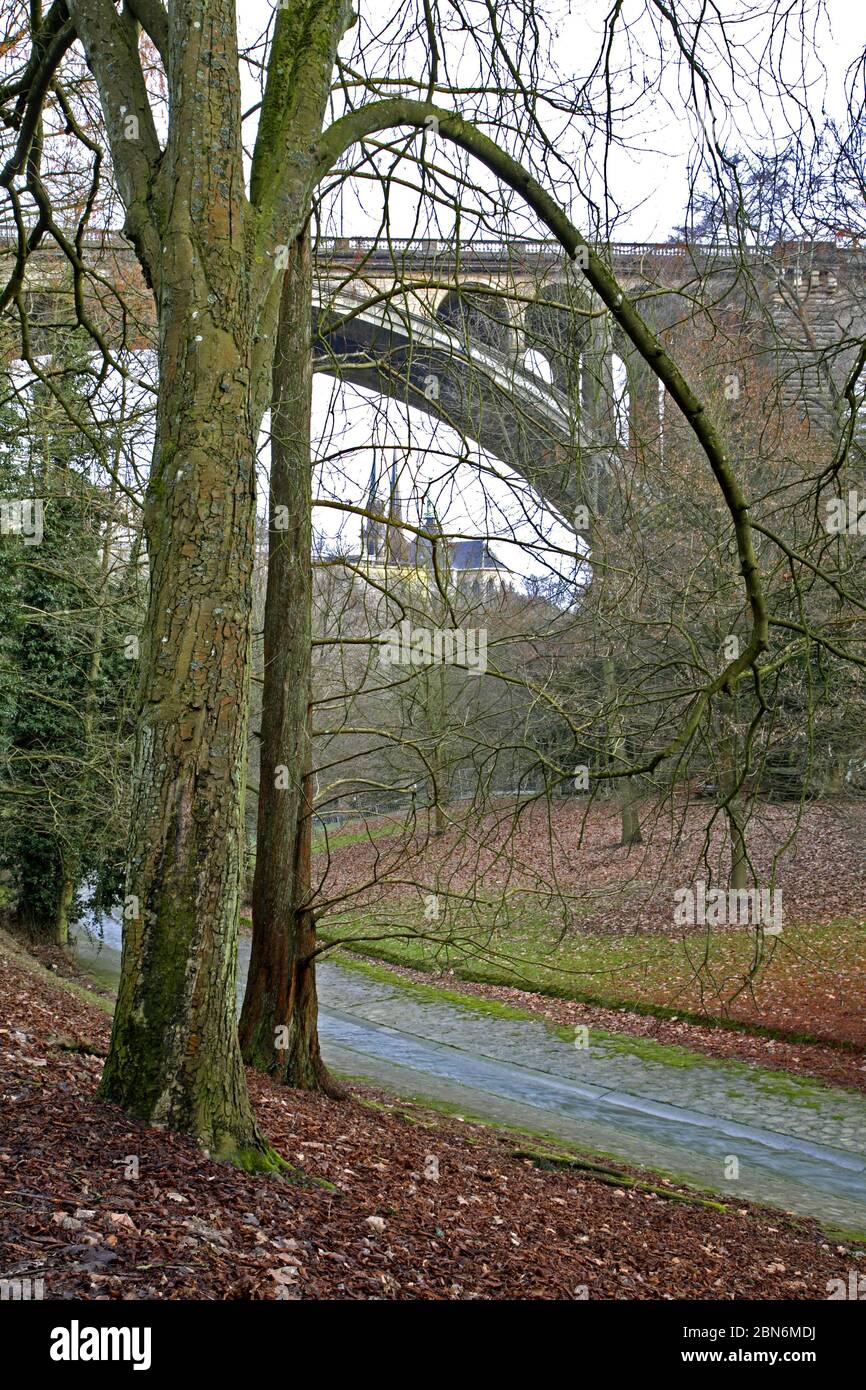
[355,1095,397,1114]
[512,1146,728,1210]
[225,1142,294,1174]
[397,1109,440,1129]
[821,1225,866,1246]
[589,1030,852,1102]
[333,951,573,1039]
[224,1141,337,1189]
[592,1030,715,1069]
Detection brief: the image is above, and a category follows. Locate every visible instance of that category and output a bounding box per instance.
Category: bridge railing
[0,228,852,262]
[311,237,844,261]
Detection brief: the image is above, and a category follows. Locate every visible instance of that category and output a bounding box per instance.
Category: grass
[320,910,866,1049]
[311,815,405,854]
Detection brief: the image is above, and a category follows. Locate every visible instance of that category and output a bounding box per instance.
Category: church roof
[346,531,509,578]
[448,538,507,571]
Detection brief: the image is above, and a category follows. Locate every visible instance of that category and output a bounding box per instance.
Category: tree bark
[728,810,749,890]
[721,768,750,890]
[98,279,269,1157]
[718,707,750,890]
[55,871,73,947]
[619,779,643,847]
[97,15,272,1158]
[238,226,340,1095]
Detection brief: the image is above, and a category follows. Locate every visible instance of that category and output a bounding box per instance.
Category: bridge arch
[435,285,516,356]
[524,278,593,403]
[10,234,860,529]
[313,290,585,522]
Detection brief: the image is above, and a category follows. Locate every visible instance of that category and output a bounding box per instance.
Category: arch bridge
[3,232,863,525]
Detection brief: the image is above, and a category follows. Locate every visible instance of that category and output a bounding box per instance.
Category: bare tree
[3,0,863,1157]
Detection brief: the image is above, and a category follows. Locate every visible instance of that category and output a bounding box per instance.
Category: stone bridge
[3,232,863,523]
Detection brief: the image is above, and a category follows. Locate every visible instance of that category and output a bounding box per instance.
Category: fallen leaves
[2,924,865,1301]
[107,1211,138,1234]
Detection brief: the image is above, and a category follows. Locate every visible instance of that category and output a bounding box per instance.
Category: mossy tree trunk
[238,227,340,1095]
[71,0,355,1155]
[97,5,266,1160]
[54,871,74,947]
[99,286,264,1156]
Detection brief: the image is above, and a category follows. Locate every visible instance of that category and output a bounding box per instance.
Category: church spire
[386,446,406,560]
[362,455,382,557]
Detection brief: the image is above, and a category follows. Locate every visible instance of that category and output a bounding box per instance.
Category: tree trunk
[723,776,749,890]
[98,172,272,1162]
[275,757,337,1093]
[599,653,642,845]
[428,661,450,835]
[238,226,340,1095]
[619,779,642,847]
[55,871,74,947]
[431,718,449,836]
[718,709,749,891]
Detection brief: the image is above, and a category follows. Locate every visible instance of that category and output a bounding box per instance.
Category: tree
[1,0,364,1162]
[237,222,341,1092]
[6,0,853,1156]
[0,343,139,942]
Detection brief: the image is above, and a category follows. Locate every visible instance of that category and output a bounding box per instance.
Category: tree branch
[0,19,75,186]
[312,98,769,688]
[249,0,356,302]
[124,0,168,69]
[66,0,163,291]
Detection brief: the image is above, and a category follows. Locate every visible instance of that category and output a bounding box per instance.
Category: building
[353,453,512,597]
